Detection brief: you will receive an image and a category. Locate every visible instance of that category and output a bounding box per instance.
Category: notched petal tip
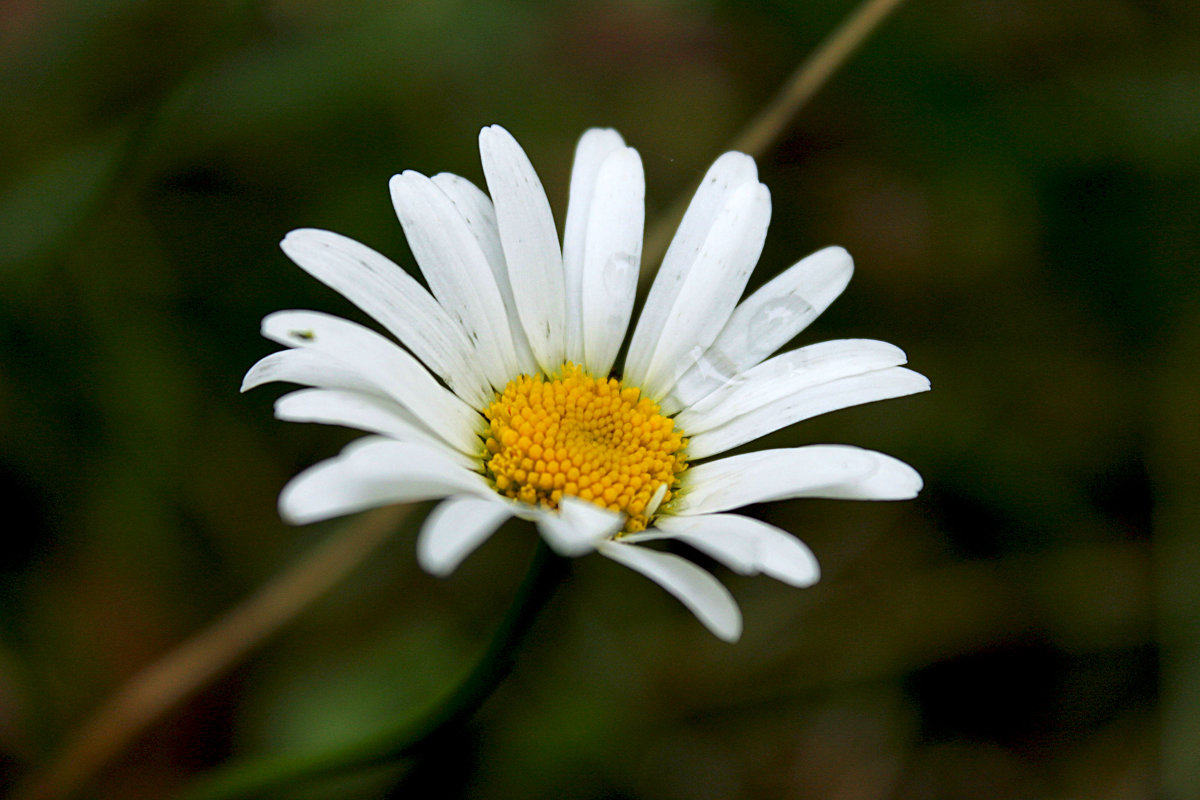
[387,171,414,201]
[478,124,516,149]
[280,227,320,249]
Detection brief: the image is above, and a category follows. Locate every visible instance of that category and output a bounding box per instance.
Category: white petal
[630,180,771,401]
[676,339,909,433]
[687,367,930,459]
[279,438,492,525]
[389,171,523,391]
[242,348,383,396]
[479,125,566,373]
[624,151,758,391]
[580,147,644,377]
[431,172,538,375]
[674,445,924,516]
[417,495,514,576]
[627,513,820,587]
[562,128,627,364]
[274,388,482,468]
[279,229,491,407]
[534,495,623,556]
[598,541,742,642]
[662,246,854,414]
[261,310,482,454]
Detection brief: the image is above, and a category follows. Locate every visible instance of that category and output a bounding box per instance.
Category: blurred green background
[2,0,1197,797]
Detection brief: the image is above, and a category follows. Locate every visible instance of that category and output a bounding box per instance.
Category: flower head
[244,125,929,641]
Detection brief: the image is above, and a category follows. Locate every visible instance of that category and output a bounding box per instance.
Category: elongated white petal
[633,180,771,401]
[662,246,854,414]
[479,125,566,372]
[431,172,538,374]
[598,541,742,642]
[279,229,490,406]
[534,496,623,556]
[274,389,482,468]
[279,438,492,525]
[674,445,923,516]
[627,513,820,587]
[677,339,909,433]
[624,151,758,390]
[242,348,383,396]
[563,128,627,364]
[580,147,644,377]
[687,367,930,459]
[261,310,482,454]
[389,171,522,391]
[418,495,514,576]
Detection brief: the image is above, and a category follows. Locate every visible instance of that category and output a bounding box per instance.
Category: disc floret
[482,363,687,531]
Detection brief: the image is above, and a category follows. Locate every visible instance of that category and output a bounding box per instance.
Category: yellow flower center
[482,363,687,532]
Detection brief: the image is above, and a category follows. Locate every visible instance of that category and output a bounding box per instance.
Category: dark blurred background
[2,0,1197,798]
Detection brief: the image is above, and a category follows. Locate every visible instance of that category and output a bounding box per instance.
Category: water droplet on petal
[744,296,815,361]
[603,252,636,294]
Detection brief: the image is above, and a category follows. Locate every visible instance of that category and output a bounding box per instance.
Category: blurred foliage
[1,0,1197,798]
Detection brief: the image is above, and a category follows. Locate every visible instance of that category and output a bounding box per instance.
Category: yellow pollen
[482,363,687,532]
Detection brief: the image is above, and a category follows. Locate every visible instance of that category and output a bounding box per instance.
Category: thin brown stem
[11,505,410,800]
[641,0,910,275]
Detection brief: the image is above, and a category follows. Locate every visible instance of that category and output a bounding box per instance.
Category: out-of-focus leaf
[1154,310,1200,800]
[0,131,124,276]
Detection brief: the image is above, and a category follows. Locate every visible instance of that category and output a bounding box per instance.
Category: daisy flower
[244,125,929,642]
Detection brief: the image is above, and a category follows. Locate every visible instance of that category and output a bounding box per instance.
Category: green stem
[179,540,568,800]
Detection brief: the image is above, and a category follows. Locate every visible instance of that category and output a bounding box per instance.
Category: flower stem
[178,539,568,800]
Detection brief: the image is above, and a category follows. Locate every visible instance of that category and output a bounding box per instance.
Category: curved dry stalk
[11,505,410,800]
[641,0,910,274]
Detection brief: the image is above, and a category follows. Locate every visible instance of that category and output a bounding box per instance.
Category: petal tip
[707,602,744,642]
[715,624,743,644]
[824,244,852,262]
[276,489,309,526]
[811,244,855,281]
[415,548,456,578]
[387,173,411,197]
[714,149,758,174]
[479,124,514,146]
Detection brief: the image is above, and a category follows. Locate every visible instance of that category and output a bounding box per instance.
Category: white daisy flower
[244,125,929,642]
